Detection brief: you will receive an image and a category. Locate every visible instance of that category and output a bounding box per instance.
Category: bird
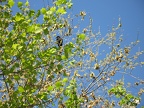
[56,36,63,47]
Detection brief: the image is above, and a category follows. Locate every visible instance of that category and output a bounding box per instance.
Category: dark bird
[56,36,63,47]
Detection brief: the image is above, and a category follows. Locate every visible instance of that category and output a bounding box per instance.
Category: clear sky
[72,0,144,42]
[11,0,144,107]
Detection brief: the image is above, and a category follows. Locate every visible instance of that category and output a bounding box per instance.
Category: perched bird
[56,36,63,47]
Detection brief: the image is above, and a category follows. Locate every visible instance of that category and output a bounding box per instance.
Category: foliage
[0,0,144,107]
[108,82,140,107]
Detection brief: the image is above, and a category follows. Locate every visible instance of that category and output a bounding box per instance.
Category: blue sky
[11,0,144,107]
[72,0,144,42]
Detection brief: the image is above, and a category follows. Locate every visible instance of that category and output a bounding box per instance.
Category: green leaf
[18,45,23,50]
[8,0,15,7]
[61,55,67,60]
[48,47,57,54]
[15,14,24,22]
[17,2,23,8]
[44,28,49,35]
[27,25,35,33]
[64,48,69,59]
[18,86,25,93]
[14,75,20,80]
[40,93,48,100]
[31,89,36,93]
[63,42,74,59]
[28,10,35,17]
[25,1,29,6]
[41,8,47,14]
[47,86,53,92]
[36,10,41,17]
[12,44,19,49]
[55,81,62,89]
[56,7,66,14]
[69,60,75,66]
[62,78,68,83]
[125,94,134,100]
[35,27,43,34]
[56,55,62,61]
[50,6,56,13]
[55,0,67,6]
[69,42,74,48]
[77,33,86,40]
[66,2,73,9]
[57,64,63,70]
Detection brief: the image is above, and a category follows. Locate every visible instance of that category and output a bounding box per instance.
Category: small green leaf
[69,42,74,48]
[61,55,67,60]
[55,0,67,6]
[18,86,25,93]
[40,93,48,100]
[14,75,20,80]
[35,28,43,34]
[36,10,41,17]
[62,78,68,83]
[47,86,53,92]
[25,1,29,6]
[57,64,63,70]
[27,25,35,33]
[49,48,57,54]
[15,14,24,22]
[64,48,69,59]
[50,6,56,13]
[17,2,23,7]
[12,44,19,49]
[67,2,73,8]
[56,7,66,14]
[28,10,35,17]
[18,45,23,50]
[8,0,15,7]
[77,33,86,40]
[55,81,62,89]
[63,42,74,59]
[44,28,49,35]
[41,8,47,14]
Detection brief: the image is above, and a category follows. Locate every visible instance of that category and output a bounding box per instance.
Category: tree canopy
[0,0,144,107]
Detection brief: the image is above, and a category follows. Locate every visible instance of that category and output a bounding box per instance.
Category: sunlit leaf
[17,2,23,7]
[50,6,56,13]
[15,14,24,22]
[14,75,20,80]
[8,0,15,7]
[47,86,53,92]
[12,44,19,49]
[18,86,25,93]
[62,78,68,83]
[77,33,86,40]
[55,81,62,89]
[27,25,35,33]
[56,7,66,14]
[55,0,67,6]
[41,8,46,14]
[66,2,73,9]
[48,47,57,54]
[35,27,43,34]
[61,55,67,60]
[25,1,29,6]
